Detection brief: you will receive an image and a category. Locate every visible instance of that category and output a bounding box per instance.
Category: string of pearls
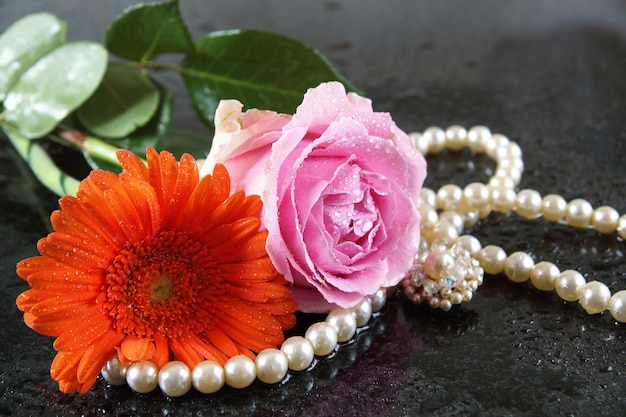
[101,124,625,398]
[101,289,388,397]
[405,125,626,323]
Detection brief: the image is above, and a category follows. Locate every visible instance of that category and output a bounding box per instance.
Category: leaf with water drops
[0,12,66,101]
[77,63,160,138]
[2,41,107,139]
[181,29,358,126]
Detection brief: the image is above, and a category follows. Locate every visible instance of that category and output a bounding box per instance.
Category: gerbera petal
[56,196,124,249]
[146,148,164,206]
[51,351,83,385]
[170,338,204,368]
[119,336,153,362]
[27,270,102,292]
[17,289,96,316]
[102,184,146,242]
[75,176,129,246]
[219,258,278,282]
[29,308,100,337]
[204,326,240,358]
[30,295,98,317]
[275,312,298,330]
[177,168,230,232]
[53,312,112,351]
[38,233,113,270]
[209,217,262,258]
[119,174,161,237]
[162,153,199,228]
[152,335,170,368]
[205,192,262,229]
[145,148,181,211]
[116,149,148,181]
[77,329,125,384]
[183,336,229,364]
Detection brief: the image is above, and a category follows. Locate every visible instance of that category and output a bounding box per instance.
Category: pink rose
[202,82,427,313]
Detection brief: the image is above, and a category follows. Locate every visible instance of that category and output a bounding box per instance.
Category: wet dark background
[1,1,626,416]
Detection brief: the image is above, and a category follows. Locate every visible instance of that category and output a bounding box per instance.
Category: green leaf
[0,12,66,101]
[77,63,160,138]
[112,77,174,155]
[3,126,80,196]
[180,29,358,126]
[79,78,173,171]
[105,0,194,62]
[2,41,108,139]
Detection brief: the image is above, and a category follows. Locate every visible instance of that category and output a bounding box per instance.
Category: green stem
[3,126,80,196]
[55,127,125,167]
[138,61,184,73]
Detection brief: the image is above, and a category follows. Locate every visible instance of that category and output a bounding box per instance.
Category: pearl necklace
[101,288,388,397]
[403,125,626,322]
[101,124,626,397]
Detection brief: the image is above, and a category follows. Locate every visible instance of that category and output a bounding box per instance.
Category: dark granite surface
[1,1,626,416]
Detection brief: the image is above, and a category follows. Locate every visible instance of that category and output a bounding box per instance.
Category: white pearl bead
[617,215,626,239]
[439,211,465,234]
[478,205,492,220]
[495,166,522,187]
[497,155,523,171]
[224,355,256,389]
[578,281,611,314]
[436,184,463,212]
[352,298,373,327]
[419,188,436,208]
[410,132,430,155]
[591,206,619,234]
[281,336,315,371]
[504,251,534,283]
[467,125,491,152]
[126,361,159,394]
[423,126,446,153]
[326,309,357,342]
[440,299,452,311]
[192,360,225,394]
[478,245,506,275]
[514,189,542,219]
[488,176,516,189]
[491,144,512,162]
[507,142,523,159]
[424,250,454,278]
[453,235,482,257]
[445,125,467,151]
[101,353,128,385]
[485,133,508,156]
[429,220,459,246]
[369,288,387,312]
[158,361,192,397]
[490,186,517,213]
[255,348,288,384]
[491,133,510,147]
[463,182,491,211]
[609,290,626,323]
[418,203,439,231]
[530,261,560,291]
[462,210,480,229]
[541,194,567,222]
[554,270,586,302]
[305,322,338,356]
[565,198,593,228]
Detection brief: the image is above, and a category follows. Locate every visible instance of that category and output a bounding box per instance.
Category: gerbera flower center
[151,276,176,304]
[104,230,220,339]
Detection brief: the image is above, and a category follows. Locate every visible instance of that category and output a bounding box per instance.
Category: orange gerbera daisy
[16,148,297,394]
